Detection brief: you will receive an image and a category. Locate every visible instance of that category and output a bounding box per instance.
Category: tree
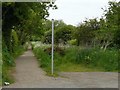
[75,18,100,46]
[2,2,51,52]
[98,1,120,50]
[55,25,73,44]
[42,20,75,45]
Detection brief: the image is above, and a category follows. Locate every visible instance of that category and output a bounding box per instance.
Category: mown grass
[59,63,105,72]
[33,46,118,76]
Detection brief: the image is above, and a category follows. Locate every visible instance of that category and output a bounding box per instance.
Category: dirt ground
[3,50,118,88]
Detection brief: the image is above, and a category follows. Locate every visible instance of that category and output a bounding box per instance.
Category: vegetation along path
[4,50,118,88]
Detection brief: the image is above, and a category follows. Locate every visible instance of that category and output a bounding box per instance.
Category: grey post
[51,19,54,75]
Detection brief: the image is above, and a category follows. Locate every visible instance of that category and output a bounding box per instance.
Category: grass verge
[33,46,118,76]
[2,45,26,85]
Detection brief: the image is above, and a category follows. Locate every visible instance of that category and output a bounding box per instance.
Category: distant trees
[54,25,74,44]
[42,20,75,44]
[75,18,100,46]
[3,1,119,51]
[74,1,120,50]
[42,1,120,50]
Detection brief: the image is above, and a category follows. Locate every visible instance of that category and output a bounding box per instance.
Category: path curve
[3,50,118,88]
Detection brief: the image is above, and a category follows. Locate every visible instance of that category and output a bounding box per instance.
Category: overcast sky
[47,0,119,26]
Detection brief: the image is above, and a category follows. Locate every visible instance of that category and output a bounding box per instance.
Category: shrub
[2,45,15,84]
[68,39,77,45]
[44,46,65,56]
[11,30,19,47]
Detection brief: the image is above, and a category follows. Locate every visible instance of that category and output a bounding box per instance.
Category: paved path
[3,50,118,88]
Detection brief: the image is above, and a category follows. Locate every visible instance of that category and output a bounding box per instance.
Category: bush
[2,44,15,67]
[68,39,77,45]
[44,46,65,56]
[11,30,19,47]
[2,45,15,84]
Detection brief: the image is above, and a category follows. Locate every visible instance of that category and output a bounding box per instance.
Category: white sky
[47,0,119,26]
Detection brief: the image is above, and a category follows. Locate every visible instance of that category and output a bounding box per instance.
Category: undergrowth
[33,46,118,76]
[2,45,26,85]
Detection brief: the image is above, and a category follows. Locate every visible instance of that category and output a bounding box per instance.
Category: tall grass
[33,48,51,73]
[33,46,118,74]
[2,45,26,84]
[74,48,118,71]
[33,47,62,76]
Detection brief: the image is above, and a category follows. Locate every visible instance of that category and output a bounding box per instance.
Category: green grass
[74,48,118,71]
[2,45,26,85]
[0,53,2,86]
[33,46,119,76]
[33,48,52,75]
[59,63,105,72]
[2,65,15,84]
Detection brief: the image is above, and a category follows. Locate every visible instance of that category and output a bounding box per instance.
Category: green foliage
[98,1,120,49]
[11,29,19,53]
[68,39,77,45]
[75,48,118,71]
[75,18,100,46]
[2,65,14,84]
[44,46,65,56]
[75,48,92,64]
[2,2,53,50]
[42,20,75,44]
[55,25,73,44]
[33,46,118,74]
[59,63,104,72]
[74,1,120,49]
[42,30,52,44]
[33,46,64,75]
[33,48,51,72]
[2,41,15,67]
[2,2,54,84]
[12,45,25,59]
[11,30,19,47]
[2,42,26,84]
[2,45,15,84]
[114,29,120,48]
